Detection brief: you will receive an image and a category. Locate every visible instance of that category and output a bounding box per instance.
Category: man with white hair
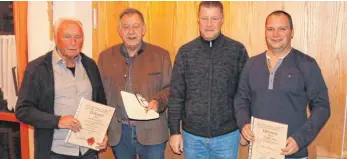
[15,18,108,159]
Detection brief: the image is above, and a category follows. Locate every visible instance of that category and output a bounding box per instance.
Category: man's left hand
[96,135,108,150]
[146,99,159,112]
[281,137,299,156]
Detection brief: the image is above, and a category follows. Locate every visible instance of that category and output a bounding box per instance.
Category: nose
[70,37,77,46]
[207,18,212,26]
[273,29,279,37]
[129,26,135,34]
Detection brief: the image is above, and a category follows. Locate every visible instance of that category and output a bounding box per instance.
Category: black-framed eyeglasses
[134,92,148,108]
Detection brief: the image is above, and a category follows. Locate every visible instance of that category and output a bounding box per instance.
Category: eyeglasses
[120,24,142,31]
[199,17,223,24]
[134,92,149,113]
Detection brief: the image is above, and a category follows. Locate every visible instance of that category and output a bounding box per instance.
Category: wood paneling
[13,1,28,89]
[93,2,347,158]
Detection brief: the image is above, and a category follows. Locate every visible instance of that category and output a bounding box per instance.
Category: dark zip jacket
[168,34,249,137]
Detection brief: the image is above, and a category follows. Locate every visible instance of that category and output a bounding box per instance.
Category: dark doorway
[0,1,14,35]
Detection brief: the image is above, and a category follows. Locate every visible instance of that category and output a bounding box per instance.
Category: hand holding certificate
[249,117,288,159]
[120,91,159,120]
[65,98,115,151]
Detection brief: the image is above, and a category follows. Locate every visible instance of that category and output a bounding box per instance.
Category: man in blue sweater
[234,10,330,158]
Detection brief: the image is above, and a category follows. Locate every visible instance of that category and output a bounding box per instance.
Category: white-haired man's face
[55,21,84,59]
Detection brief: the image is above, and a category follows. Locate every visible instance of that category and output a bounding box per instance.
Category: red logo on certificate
[87,137,95,145]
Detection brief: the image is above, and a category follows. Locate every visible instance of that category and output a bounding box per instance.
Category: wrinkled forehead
[120,13,144,25]
[199,6,223,17]
[57,20,83,35]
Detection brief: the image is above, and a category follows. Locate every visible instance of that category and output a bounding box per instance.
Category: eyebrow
[63,33,82,36]
[266,25,290,28]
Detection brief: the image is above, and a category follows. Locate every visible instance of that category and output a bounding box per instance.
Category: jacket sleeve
[168,49,186,135]
[93,60,107,106]
[234,58,253,131]
[291,60,331,149]
[153,51,172,113]
[234,44,249,99]
[97,52,111,106]
[15,71,60,129]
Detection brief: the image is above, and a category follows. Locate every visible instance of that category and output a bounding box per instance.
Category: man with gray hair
[98,8,172,159]
[15,18,108,159]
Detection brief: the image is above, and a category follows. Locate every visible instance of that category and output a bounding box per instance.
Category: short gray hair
[119,8,145,24]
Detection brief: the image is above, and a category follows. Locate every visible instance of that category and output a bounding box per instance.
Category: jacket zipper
[208,40,213,138]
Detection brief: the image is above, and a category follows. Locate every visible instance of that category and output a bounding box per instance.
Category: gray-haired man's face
[118,14,146,51]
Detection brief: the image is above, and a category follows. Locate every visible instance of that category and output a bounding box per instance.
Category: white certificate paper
[65,98,115,151]
[120,91,159,120]
[249,117,288,159]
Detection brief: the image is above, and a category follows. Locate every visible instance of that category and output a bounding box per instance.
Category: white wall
[53,1,92,58]
[28,1,92,61]
[27,2,51,61]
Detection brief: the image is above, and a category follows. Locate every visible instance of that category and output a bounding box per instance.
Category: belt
[121,120,136,126]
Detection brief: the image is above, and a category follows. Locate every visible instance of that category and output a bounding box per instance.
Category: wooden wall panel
[93,2,347,158]
[334,2,347,158]
[226,2,347,158]
[92,1,129,61]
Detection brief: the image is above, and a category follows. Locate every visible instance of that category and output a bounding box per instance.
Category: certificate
[249,117,288,159]
[65,98,115,151]
[120,91,159,120]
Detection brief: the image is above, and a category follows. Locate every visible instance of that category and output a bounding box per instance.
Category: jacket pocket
[148,72,161,76]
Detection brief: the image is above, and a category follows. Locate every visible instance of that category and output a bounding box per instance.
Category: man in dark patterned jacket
[168,1,249,159]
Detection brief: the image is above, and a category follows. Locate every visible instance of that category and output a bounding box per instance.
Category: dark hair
[119,8,145,24]
[198,1,224,16]
[266,10,293,29]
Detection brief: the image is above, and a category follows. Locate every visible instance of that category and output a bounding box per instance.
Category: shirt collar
[52,47,82,66]
[120,41,146,58]
[266,48,292,60]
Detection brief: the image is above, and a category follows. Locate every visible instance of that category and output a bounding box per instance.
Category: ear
[53,33,58,44]
[291,28,294,38]
[53,30,61,48]
[142,24,146,36]
[117,24,121,36]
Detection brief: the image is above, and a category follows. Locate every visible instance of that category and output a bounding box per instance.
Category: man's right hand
[242,123,255,142]
[58,115,81,133]
[169,134,184,155]
[240,134,249,146]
